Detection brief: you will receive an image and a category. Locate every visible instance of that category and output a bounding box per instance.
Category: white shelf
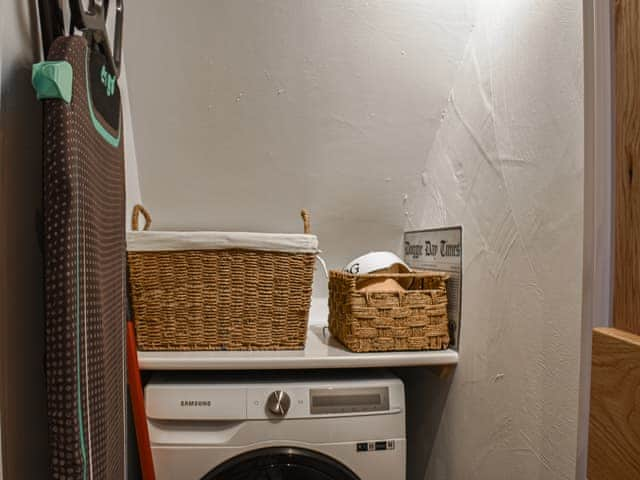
[137,298,459,371]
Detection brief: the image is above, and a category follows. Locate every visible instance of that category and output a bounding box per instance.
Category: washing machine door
[202,447,361,480]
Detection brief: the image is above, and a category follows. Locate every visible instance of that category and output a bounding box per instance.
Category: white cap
[343,251,411,275]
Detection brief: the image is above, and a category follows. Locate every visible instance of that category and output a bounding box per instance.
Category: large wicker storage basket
[127,205,317,351]
[329,270,450,352]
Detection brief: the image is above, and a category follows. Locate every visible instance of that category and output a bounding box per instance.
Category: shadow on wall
[396,367,454,480]
[0,0,48,477]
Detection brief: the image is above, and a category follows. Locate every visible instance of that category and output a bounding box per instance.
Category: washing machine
[145,371,406,479]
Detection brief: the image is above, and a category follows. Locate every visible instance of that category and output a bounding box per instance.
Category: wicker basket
[329,270,450,352]
[127,205,317,351]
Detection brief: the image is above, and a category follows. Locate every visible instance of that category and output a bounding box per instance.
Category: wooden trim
[613,0,640,336]
[587,328,640,479]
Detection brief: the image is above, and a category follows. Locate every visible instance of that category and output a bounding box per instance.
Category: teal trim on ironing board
[75,161,88,480]
[84,49,121,147]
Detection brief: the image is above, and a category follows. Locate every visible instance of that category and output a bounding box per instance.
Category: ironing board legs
[127,322,156,480]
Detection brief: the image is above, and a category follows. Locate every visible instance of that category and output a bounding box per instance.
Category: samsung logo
[180,400,212,407]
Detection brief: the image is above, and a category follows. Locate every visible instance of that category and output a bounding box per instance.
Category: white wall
[0,0,49,478]
[125,1,584,479]
[125,0,475,294]
[406,1,584,478]
[577,1,612,478]
[121,59,144,229]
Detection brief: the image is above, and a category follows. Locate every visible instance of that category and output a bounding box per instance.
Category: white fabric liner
[127,231,319,254]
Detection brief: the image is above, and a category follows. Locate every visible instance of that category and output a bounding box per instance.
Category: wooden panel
[588,328,640,480]
[614,0,640,335]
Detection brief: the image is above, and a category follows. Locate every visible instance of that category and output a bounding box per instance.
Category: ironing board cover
[43,36,125,479]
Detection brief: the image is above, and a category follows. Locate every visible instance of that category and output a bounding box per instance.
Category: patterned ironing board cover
[42,36,125,480]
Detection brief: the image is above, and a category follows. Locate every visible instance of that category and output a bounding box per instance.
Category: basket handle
[300,209,311,234]
[132,204,152,231]
[363,290,406,306]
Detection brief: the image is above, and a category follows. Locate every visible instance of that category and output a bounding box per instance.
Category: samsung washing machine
[145,371,406,479]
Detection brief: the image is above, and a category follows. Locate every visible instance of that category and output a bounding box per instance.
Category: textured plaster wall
[0,0,48,478]
[406,1,584,478]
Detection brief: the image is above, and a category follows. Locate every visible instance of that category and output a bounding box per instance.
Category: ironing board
[38,35,126,479]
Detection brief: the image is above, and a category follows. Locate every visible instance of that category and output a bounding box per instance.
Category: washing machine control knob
[267,390,291,417]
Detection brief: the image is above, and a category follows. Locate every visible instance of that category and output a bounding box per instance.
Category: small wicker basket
[329,270,450,352]
[127,205,317,351]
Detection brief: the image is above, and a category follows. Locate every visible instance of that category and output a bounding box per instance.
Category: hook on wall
[39,0,124,78]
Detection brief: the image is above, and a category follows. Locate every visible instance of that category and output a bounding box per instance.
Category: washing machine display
[145,372,406,480]
[309,386,390,414]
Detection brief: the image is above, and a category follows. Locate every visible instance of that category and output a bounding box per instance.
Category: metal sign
[403,226,462,349]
